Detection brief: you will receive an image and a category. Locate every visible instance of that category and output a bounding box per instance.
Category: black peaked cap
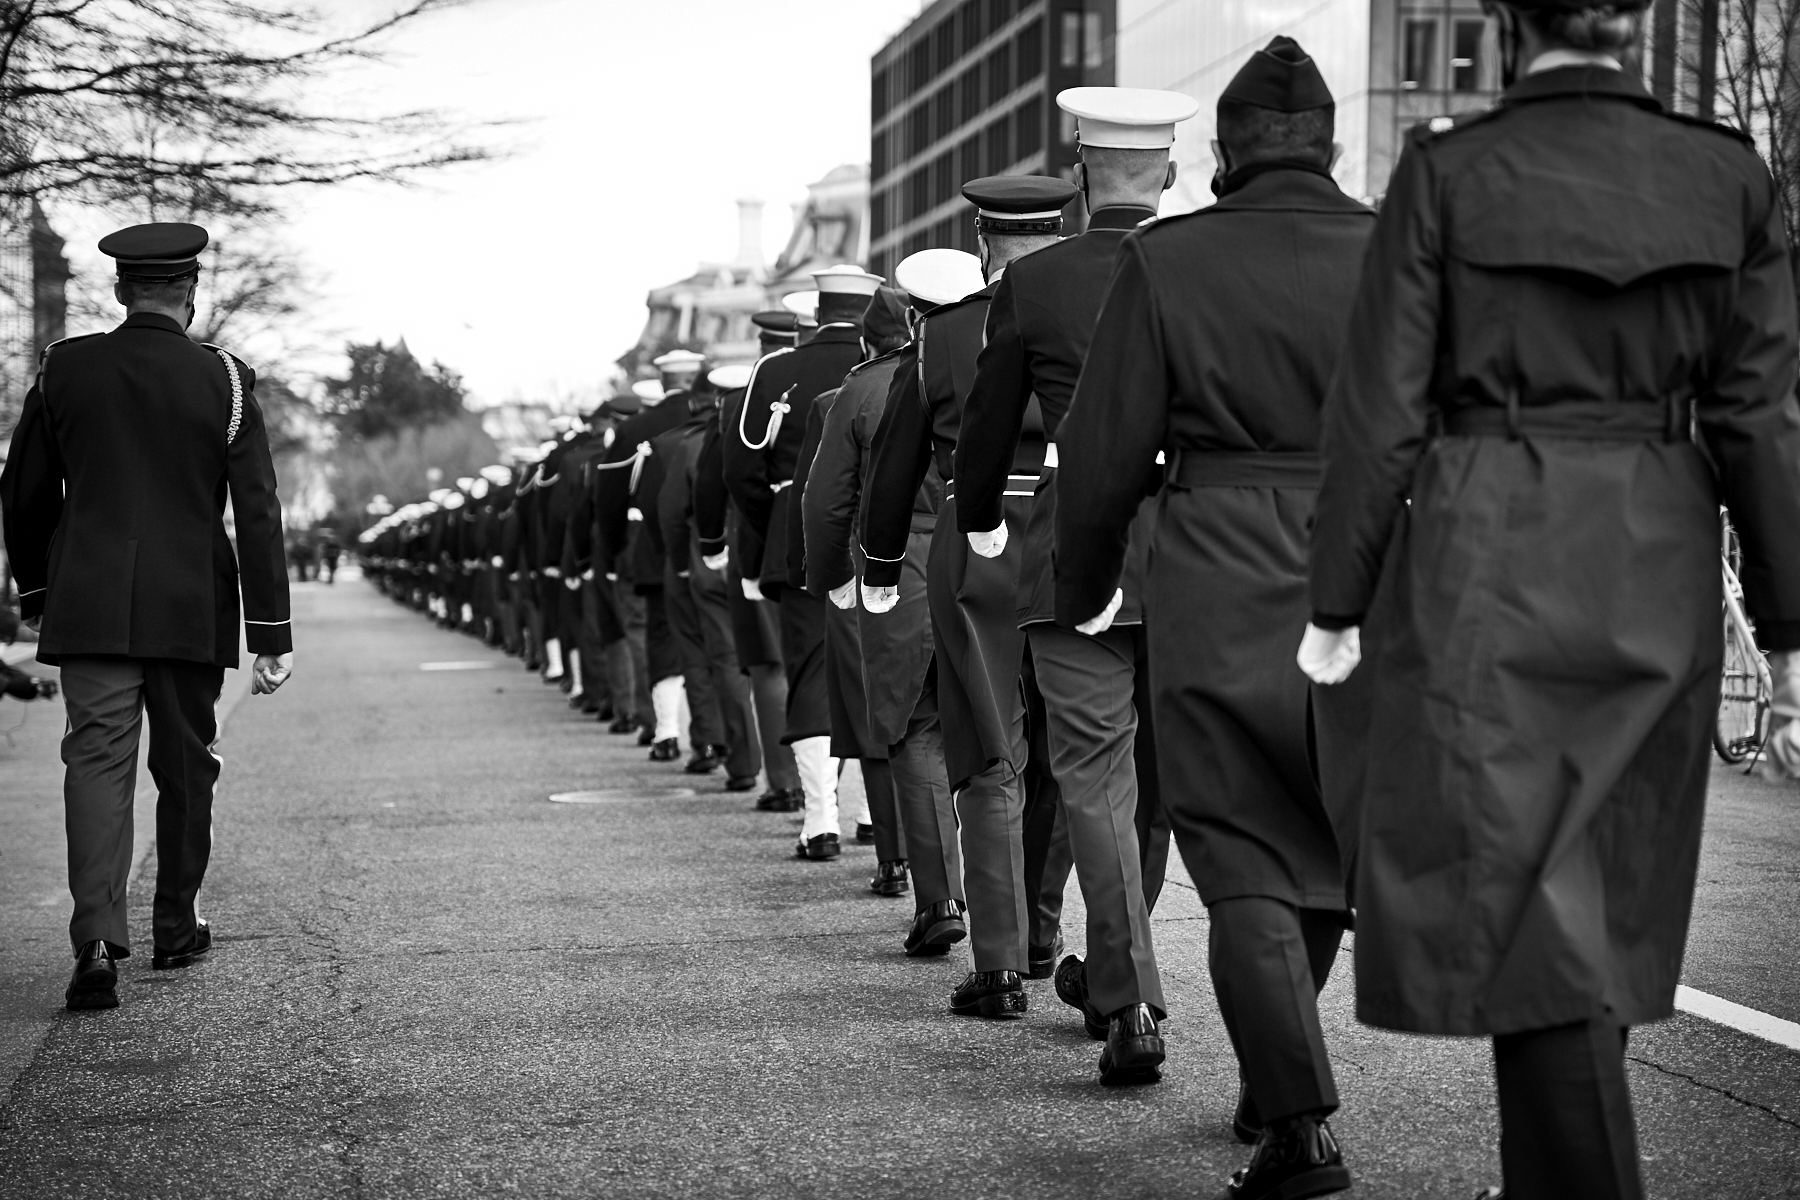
[961,175,1080,214]
[1221,36,1334,113]
[751,310,800,335]
[98,222,209,277]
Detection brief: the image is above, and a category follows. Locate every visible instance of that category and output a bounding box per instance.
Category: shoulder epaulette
[200,342,249,445]
[1409,105,1504,147]
[36,332,102,364]
[923,290,991,322]
[847,344,909,376]
[1664,110,1756,147]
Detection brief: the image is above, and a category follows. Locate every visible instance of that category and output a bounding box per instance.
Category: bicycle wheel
[1716,607,1769,763]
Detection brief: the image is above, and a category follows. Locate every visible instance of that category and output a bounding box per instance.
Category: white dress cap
[895,249,986,308]
[1056,87,1201,149]
[708,363,753,391]
[653,349,707,372]
[811,263,885,296]
[479,464,512,485]
[428,488,453,504]
[781,290,820,319]
[631,379,666,403]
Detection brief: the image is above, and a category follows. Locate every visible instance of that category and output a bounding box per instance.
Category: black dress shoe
[1217,1114,1351,1200]
[1053,954,1108,1040]
[755,787,804,812]
[65,940,119,1011]
[795,833,840,860]
[1234,1081,1264,1145]
[1099,1003,1165,1085]
[869,860,909,896]
[636,723,655,746]
[152,918,212,971]
[855,822,876,844]
[1474,1190,1504,1200]
[724,773,759,792]
[685,744,726,774]
[903,899,967,956]
[607,715,636,735]
[1027,931,1063,979]
[950,970,1028,1018]
[648,737,681,762]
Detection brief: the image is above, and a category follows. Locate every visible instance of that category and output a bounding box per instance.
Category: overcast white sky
[70,1,926,407]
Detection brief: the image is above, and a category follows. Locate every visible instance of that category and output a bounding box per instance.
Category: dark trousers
[1028,624,1164,1015]
[1208,897,1342,1123]
[664,566,724,749]
[1495,1020,1643,1200]
[644,587,680,685]
[690,558,759,779]
[956,722,1029,974]
[59,656,226,956]
[1021,646,1073,950]
[890,666,962,912]
[610,578,651,724]
[778,588,831,743]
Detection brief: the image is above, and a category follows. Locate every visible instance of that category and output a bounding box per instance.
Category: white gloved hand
[742,577,765,602]
[967,523,1008,559]
[1297,623,1362,685]
[1077,588,1123,637]
[702,549,729,572]
[828,580,857,610]
[564,576,580,591]
[1758,650,1800,781]
[862,583,899,614]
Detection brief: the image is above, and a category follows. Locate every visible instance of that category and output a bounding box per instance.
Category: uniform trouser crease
[1494,1018,1642,1200]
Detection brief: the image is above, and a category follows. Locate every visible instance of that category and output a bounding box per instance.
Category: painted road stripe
[419,661,496,672]
[1676,985,1800,1052]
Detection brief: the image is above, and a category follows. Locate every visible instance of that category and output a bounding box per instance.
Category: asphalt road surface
[2,578,1797,1199]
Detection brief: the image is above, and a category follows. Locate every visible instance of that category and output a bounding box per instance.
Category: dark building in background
[868,0,1116,281]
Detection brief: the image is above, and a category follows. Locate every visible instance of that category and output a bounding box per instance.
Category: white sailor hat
[442,492,465,510]
[708,363,753,391]
[631,379,666,403]
[781,290,820,320]
[1057,87,1201,149]
[811,264,884,296]
[479,464,512,485]
[653,349,707,374]
[895,249,985,308]
[455,476,476,491]
[428,488,453,504]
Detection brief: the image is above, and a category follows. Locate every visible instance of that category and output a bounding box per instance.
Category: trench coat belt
[1440,397,1693,442]
[1167,450,1322,488]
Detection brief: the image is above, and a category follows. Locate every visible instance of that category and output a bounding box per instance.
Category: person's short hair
[117,275,195,309]
[1522,4,1643,53]
[1217,99,1335,167]
[815,292,870,326]
[1078,144,1171,190]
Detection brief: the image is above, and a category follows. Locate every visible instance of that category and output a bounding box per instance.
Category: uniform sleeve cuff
[245,620,293,655]
[862,557,903,588]
[1310,611,1362,631]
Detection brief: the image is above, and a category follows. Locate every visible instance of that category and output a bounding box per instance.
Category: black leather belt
[1168,451,1321,488]
[1440,397,1692,442]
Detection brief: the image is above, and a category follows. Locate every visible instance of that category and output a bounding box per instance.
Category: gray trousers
[1209,897,1343,1123]
[1028,624,1165,1016]
[59,656,225,956]
[749,664,799,790]
[954,683,1029,973]
[889,667,961,910]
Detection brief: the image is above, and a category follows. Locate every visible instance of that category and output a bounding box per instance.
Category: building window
[933,18,956,79]
[934,216,957,248]
[959,68,980,124]
[985,114,1012,173]
[960,135,982,187]
[905,229,929,257]
[1402,19,1436,91]
[1015,95,1043,160]
[986,0,1013,32]
[1017,17,1043,81]
[872,67,890,122]
[1451,19,1484,91]
[909,39,931,93]
[959,1,981,55]
[1060,11,1081,68]
[934,88,955,141]
[935,149,957,204]
[873,131,889,179]
[910,170,931,222]
[987,44,1012,103]
[872,190,889,236]
[1084,12,1104,70]
[908,105,929,160]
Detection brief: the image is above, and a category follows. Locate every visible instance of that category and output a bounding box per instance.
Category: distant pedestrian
[0,222,293,1013]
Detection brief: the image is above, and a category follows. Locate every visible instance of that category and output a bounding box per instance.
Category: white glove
[828,580,857,610]
[742,577,765,602]
[564,576,580,591]
[702,549,729,572]
[582,568,595,581]
[862,583,898,614]
[491,555,504,568]
[968,523,1008,559]
[627,507,643,522]
[1297,623,1362,685]
[1076,588,1123,637]
[1758,650,1800,781]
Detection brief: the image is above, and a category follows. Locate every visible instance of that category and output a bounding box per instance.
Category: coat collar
[810,322,863,344]
[1086,205,1157,232]
[118,311,189,336]
[1208,165,1369,215]
[1502,64,1661,113]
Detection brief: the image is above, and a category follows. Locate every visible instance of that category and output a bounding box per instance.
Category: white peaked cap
[895,249,985,308]
[653,349,706,371]
[781,290,820,319]
[479,464,512,484]
[442,492,465,510]
[708,363,753,390]
[631,379,666,402]
[455,476,475,491]
[811,263,884,296]
[1057,87,1201,149]
[470,478,489,499]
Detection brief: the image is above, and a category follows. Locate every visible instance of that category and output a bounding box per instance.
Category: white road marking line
[419,661,497,672]
[1676,985,1800,1052]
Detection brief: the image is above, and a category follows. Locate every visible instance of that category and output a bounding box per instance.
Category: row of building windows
[870,213,981,282]
[871,97,1045,232]
[872,0,1041,119]
[1401,16,1492,93]
[873,18,1044,175]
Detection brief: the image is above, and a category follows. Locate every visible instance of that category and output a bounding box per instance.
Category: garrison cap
[811,264,884,296]
[961,175,1079,234]
[708,363,753,391]
[1057,87,1200,149]
[895,249,985,308]
[99,222,208,280]
[653,349,706,375]
[1221,36,1335,112]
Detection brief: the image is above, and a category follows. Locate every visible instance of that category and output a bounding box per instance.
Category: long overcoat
[1310,67,1800,1036]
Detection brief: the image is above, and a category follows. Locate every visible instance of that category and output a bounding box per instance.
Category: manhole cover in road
[548,788,697,804]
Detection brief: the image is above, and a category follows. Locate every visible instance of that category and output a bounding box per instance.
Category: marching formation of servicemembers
[358,8,1800,1198]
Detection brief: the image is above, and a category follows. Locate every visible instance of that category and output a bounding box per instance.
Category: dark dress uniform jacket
[957,207,1154,627]
[1310,66,1800,1037]
[1058,167,1374,911]
[723,324,865,592]
[586,395,691,593]
[1,312,290,666]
